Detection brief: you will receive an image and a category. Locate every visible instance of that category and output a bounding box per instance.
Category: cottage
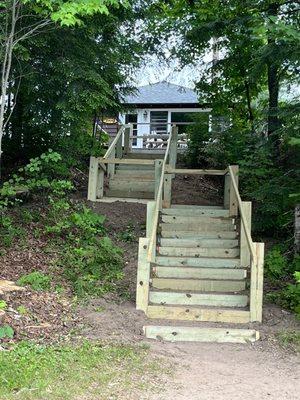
[119,81,209,148]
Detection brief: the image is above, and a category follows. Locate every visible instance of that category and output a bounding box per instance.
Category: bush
[17,272,51,291]
[264,247,288,281]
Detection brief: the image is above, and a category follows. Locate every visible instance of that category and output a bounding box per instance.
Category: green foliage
[62,237,123,297]
[0,300,7,311]
[277,330,300,352]
[0,215,24,248]
[264,247,288,281]
[17,272,51,291]
[0,325,14,340]
[117,223,136,243]
[16,305,29,315]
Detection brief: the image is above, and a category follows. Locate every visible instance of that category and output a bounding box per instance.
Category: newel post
[88,156,104,201]
[123,125,131,155]
[136,238,151,312]
[250,242,264,322]
[224,165,239,216]
[169,125,178,168]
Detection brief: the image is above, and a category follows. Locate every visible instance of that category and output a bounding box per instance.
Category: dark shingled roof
[123,82,199,105]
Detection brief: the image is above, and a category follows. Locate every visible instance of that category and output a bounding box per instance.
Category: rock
[0,310,5,323]
[0,280,25,297]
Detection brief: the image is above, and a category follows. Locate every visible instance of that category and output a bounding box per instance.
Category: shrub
[264,247,288,281]
[17,272,51,291]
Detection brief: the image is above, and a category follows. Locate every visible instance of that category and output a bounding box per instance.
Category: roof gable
[123,82,199,105]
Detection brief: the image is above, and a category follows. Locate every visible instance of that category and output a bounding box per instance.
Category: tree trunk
[295,205,300,255]
[267,3,281,150]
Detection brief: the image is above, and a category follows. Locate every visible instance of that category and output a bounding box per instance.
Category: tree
[0,0,124,168]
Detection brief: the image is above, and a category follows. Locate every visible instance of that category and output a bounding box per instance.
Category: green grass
[0,341,165,400]
[277,330,300,352]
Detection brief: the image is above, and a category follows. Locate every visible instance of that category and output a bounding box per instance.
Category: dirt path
[147,342,300,400]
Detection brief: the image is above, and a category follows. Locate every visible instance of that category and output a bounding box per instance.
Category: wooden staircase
[87,124,264,343]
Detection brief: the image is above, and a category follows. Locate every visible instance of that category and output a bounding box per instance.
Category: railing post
[136,238,151,312]
[124,125,131,155]
[154,159,163,200]
[163,173,172,208]
[240,201,252,268]
[116,131,123,158]
[107,148,115,179]
[250,242,264,322]
[88,156,104,201]
[227,165,239,216]
[146,201,156,238]
[169,125,178,168]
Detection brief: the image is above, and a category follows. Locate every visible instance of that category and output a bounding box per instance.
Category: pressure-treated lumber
[240,201,252,267]
[161,215,233,224]
[160,231,238,239]
[109,180,155,192]
[163,174,172,208]
[87,156,99,201]
[146,306,251,323]
[99,158,155,165]
[152,278,246,292]
[149,291,248,307]
[153,266,246,280]
[143,326,259,343]
[228,165,239,216]
[154,160,163,199]
[136,238,151,312]
[171,205,223,209]
[250,242,264,322]
[155,256,241,268]
[106,189,154,199]
[160,238,239,248]
[146,201,156,238]
[165,167,226,175]
[158,246,240,258]
[162,208,229,217]
[161,222,236,232]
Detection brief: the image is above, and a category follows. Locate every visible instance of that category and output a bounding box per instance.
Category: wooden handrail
[228,166,256,260]
[147,128,174,262]
[103,126,125,159]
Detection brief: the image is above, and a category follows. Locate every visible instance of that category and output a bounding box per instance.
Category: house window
[150,111,168,135]
[125,114,138,146]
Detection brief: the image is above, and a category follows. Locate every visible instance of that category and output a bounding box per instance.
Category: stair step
[161,231,238,239]
[161,215,232,224]
[144,325,259,343]
[155,256,241,268]
[126,153,164,160]
[152,278,246,292]
[160,238,239,248]
[161,223,236,232]
[146,305,250,323]
[109,180,155,192]
[115,170,154,179]
[149,291,248,307]
[171,205,223,209]
[106,189,154,199]
[158,247,240,258]
[154,266,246,280]
[162,208,229,217]
[116,164,154,171]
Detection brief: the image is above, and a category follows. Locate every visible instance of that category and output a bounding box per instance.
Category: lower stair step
[146,305,250,323]
[155,256,241,268]
[152,278,246,292]
[149,291,248,307]
[154,266,246,280]
[106,189,154,199]
[161,231,238,239]
[160,238,239,248]
[144,325,259,343]
[158,247,240,258]
[109,180,155,192]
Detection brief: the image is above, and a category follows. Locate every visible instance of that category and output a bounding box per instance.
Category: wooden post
[169,125,178,168]
[116,132,122,158]
[146,201,156,238]
[107,148,115,179]
[124,126,130,155]
[224,173,230,209]
[250,242,264,322]
[229,165,239,216]
[87,156,98,201]
[136,238,151,312]
[163,174,172,208]
[240,201,252,268]
[154,159,163,199]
